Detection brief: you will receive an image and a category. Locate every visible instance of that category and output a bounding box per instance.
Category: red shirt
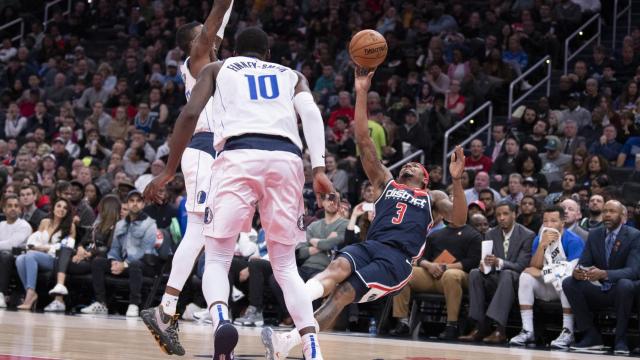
[328,107,355,128]
[464,155,493,173]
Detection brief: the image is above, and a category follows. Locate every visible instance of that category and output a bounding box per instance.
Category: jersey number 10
[245,74,280,100]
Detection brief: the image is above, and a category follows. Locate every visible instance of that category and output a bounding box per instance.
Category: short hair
[543,205,565,219]
[495,200,517,213]
[509,173,523,183]
[235,27,269,56]
[176,21,200,54]
[19,184,34,194]
[2,194,18,207]
[479,188,494,200]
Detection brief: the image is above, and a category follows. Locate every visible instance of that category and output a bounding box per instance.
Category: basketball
[349,29,388,69]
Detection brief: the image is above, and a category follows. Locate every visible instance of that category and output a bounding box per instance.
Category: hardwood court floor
[0,311,619,360]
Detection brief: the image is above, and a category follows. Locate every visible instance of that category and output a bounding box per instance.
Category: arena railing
[507,55,551,124]
[564,13,601,75]
[44,0,72,30]
[612,0,632,52]
[0,18,24,45]
[442,101,493,184]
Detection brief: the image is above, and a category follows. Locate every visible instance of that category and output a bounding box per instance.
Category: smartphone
[362,202,374,212]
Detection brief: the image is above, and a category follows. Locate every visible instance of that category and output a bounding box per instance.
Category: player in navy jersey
[261,67,468,359]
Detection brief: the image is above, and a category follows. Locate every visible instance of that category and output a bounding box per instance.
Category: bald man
[563,200,640,355]
[560,199,589,242]
[469,213,489,237]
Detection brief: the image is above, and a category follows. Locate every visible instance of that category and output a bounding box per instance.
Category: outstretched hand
[449,145,465,180]
[312,169,335,209]
[354,66,375,93]
[143,170,175,204]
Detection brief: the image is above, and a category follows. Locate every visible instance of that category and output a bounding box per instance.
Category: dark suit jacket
[486,223,535,273]
[25,208,47,232]
[484,140,505,160]
[579,225,640,282]
[560,136,587,155]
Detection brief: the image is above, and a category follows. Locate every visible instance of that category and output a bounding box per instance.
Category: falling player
[144,27,333,360]
[140,0,233,356]
[260,67,468,359]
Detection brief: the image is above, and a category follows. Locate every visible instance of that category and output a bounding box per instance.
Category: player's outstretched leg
[141,212,205,355]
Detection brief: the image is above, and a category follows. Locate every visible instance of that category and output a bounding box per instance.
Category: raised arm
[293,71,334,205]
[144,62,222,203]
[189,0,233,77]
[354,67,392,193]
[430,146,467,227]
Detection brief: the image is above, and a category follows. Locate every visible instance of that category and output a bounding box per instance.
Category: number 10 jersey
[211,56,303,152]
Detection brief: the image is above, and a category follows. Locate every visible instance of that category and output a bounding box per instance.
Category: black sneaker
[438,324,459,341]
[389,321,410,337]
[213,320,239,360]
[141,306,186,356]
[615,341,630,356]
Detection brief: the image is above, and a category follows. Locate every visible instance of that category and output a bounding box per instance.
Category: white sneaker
[126,304,139,317]
[81,301,108,315]
[44,300,66,312]
[510,329,535,346]
[262,327,295,360]
[48,283,68,296]
[550,327,574,349]
[0,293,6,308]
[183,302,202,321]
[193,308,212,324]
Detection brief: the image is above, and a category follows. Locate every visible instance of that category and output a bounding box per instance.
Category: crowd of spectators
[1,0,640,352]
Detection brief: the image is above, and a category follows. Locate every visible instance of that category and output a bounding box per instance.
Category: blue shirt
[620,137,640,167]
[531,229,584,261]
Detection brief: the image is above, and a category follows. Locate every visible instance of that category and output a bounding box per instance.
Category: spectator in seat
[561,94,592,131]
[0,195,33,308]
[517,195,543,234]
[491,136,520,184]
[464,139,492,173]
[616,135,640,168]
[325,154,348,197]
[390,221,481,340]
[464,171,501,203]
[583,154,608,187]
[426,63,450,96]
[614,80,639,111]
[589,124,623,163]
[560,120,587,155]
[447,48,470,82]
[564,148,588,184]
[4,102,28,138]
[478,189,497,227]
[81,190,157,317]
[563,200,640,355]
[469,213,490,237]
[15,198,76,311]
[522,119,548,153]
[568,61,589,93]
[20,185,47,232]
[74,74,109,110]
[545,172,577,206]
[579,194,605,230]
[560,198,589,242]
[44,195,121,312]
[327,91,354,129]
[540,136,571,185]
[515,150,549,195]
[124,147,150,179]
[510,205,584,349]
[503,173,524,205]
[460,201,535,344]
[68,180,97,231]
[445,80,466,117]
[485,124,507,163]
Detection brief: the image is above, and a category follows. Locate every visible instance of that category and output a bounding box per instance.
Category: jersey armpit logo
[204,207,213,224]
[297,215,306,231]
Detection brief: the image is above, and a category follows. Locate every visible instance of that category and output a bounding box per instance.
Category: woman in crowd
[84,182,102,212]
[615,81,639,111]
[515,150,548,196]
[43,195,119,312]
[15,198,75,310]
[565,148,589,182]
[446,79,466,117]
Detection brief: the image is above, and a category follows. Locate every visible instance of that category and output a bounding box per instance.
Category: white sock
[305,278,325,301]
[161,294,179,316]
[563,313,574,331]
[301,333,322,360]
[209,303,229,330]
[521,309,534,333]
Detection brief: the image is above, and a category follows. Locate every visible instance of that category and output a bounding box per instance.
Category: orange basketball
[349,29,388,69]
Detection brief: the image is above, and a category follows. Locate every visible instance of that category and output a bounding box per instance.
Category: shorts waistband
[187,132,216,158]
[221,133,302,158]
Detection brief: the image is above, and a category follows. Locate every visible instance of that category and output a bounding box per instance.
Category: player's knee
[326,257,352,277]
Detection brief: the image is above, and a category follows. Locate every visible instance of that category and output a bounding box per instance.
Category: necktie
[564,139,571,154]
[492,142,501,162]
[503,234,510,257]
[601,231,616,291]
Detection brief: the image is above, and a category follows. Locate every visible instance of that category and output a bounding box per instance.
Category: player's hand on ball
[144,170,175,204]
[354,66,375,94]
[312,169,335,209]
[449,145,465,180]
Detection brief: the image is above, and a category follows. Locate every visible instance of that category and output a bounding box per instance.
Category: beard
[589,209,602,217]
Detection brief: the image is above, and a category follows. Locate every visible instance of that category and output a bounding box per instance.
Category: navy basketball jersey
[367,180,434,259]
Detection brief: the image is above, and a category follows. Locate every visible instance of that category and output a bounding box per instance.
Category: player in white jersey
[140,0,233,356]
[145,27,333,360]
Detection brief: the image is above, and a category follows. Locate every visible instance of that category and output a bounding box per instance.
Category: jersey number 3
[245,74,280,100]
[391,202,407,224]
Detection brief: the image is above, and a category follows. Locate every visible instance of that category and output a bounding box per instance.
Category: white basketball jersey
[211,56,302,151]
[180,57,215,134]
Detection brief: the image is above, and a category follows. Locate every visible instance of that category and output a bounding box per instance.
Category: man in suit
[459,200,535,343]
[485,123,507,162]
[510,206,585,349]
[560,119,587,155]
[560,198,589,242]
[563,200,640,355]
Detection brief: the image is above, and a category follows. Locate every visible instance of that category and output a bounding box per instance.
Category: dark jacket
[578,224,640,283]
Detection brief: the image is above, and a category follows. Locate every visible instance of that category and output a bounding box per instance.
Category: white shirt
[0,219,32,251]
[211,56,302,151]
[180,57,215,134]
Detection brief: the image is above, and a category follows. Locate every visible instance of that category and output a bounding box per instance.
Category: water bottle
[368,317,377,336]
